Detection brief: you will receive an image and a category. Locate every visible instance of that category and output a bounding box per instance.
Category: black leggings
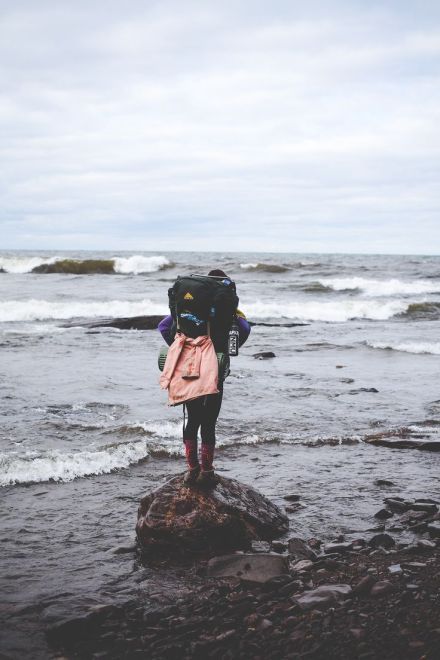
[183,386,223,446]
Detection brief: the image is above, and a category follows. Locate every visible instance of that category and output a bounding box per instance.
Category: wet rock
[283,494,301,502]
[370,581,394,597]
[111,544,137,555]
[427,522,440,537]
[288,537,317,561]
[368,533,395,549]
[294,584,352,611]
[136,474,289,553]
[324,541,354,554]
[352,575,376,596]
[253,351,276,359]
[399,510,430,526]
[374,509,394,520]
[308,538,322,550]
[401,562,427,569]
[207,553,288,583]
[417,539,436,550]
[375,479,395,487]
[271,541,288,553]
[411,502,438,514]
[291,559,314,572]
[384,498,411,513]
[62,315,164,330]
[251,541,271,553]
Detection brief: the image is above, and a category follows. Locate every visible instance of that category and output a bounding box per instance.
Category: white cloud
[0,0,439,252]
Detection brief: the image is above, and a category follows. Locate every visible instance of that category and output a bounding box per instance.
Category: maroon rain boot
[196,444,218,487]
[183,439,200,486]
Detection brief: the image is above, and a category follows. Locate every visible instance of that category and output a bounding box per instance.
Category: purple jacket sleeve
[238,316,251,347]
[158,315,175,346]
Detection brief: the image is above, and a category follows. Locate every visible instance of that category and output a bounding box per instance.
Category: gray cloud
[1,0,439,253]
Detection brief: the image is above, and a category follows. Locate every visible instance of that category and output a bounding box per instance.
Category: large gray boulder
[136,474,289,554]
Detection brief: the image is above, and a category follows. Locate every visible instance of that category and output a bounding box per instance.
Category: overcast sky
[1,0,439,254]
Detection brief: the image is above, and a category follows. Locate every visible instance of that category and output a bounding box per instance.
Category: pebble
[374,509,393,520]
[388,564,402,575]
[370,581,394,597]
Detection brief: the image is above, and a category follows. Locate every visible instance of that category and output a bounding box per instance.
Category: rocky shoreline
[47,491,440,659]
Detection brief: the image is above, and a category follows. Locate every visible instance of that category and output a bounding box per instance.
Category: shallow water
[1,250,439,657]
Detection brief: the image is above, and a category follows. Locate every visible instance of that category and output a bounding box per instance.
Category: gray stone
[324,541,354,553]
[288,537,317,561]
[399,509,430,524]
[253,351,276,359]
[411,502,438,514]
[294,584,352,611]
[417,539,436,550]
[370,581,394,597]
[384,498,410,513]
[368,533,395,549]
[388,564,402,575]
[374,509,393,520]
[427,522,440,537]
[352,575,376,595]
[251,541,271,553]
[292,559,314,572]
[207,553,288,583]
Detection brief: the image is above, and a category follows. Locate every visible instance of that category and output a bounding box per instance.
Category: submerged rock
[253,351,276,359]
[368,533,395,549]
[136,474,289,554]
[207,553,288,583]
[62,315,163,330]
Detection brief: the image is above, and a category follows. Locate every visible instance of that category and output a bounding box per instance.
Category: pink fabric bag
[159,333,219,406]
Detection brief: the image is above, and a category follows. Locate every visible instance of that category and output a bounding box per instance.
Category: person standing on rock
[158,269,250,487]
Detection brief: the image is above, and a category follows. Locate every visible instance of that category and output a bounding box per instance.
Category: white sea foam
[113,255,171,274]
[0,299,167,323]
[0,440,149,486]
[0,255,61,274]
[244,298,408,322]
[240,263,259,270]
[367,341,440,355]
[321,277,440,296]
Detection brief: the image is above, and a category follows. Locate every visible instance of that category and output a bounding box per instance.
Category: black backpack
[168,274,238,351]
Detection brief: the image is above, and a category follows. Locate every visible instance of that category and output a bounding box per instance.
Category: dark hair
[208,269,228,278]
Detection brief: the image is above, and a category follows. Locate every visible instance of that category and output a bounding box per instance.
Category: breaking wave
[244,299,408,322]
[0,440,149,486]
[0,299,167,322]
[0,255,171,275]
[367,341,440,355]
[0,256,61,274]
[320,277,440,297]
